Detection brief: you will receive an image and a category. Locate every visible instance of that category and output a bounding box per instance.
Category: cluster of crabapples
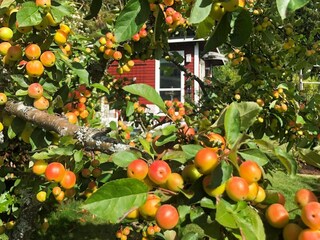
[210,0,245,22]
[254,16,273,32]
[0,0,72,69]
[226,48,246,66]
[27,83,50,110]
[80,159,103,198]
[165,100,189,122]
[161,7,186,32]
[119,132,269,237]
[266,188,320,240]
[118,121,131,141]
[189,140,267,203]
[63,84,92,124]
[116,223,161,240]
[32,160,77,203]
[124,159,181,230]
[133,102,146,115]
[272,88,289,113]
[98,31,135,74]
[0,28,57,75]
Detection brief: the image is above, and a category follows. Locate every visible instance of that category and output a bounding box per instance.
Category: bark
[4,101,129,154]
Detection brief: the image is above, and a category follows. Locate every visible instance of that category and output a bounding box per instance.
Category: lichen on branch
[4,101,129,153]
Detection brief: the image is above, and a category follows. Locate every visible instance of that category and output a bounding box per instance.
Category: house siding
[107,42,198,105]
[108,59,156,105]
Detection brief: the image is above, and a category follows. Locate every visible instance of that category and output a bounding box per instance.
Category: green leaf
[154,5,166,42]
[230,9,252,47]
[0,193,14,213]
[224,103,241,148]
[43,82,58,93]
[181,232,199,240]
[162,150,186,163]
[16,2,42,27]
[155,134,177,146]
[11,75,28,88]
[190,206,205,222]
[84,0,102,20]
[216,199,266,239]
[82,178,148,223]
[216,199,238,228]
[238,149,269,166]
[8,118,26,139]
[189,0,212,24]
[195,15,215,39]
[235,205,266,240]
[71,62,89,85]
[126,101,134,117]
[114,0,151,42]
[91,83,109,94]
[288,0,310,11]
[162,124,177,136]
[51,95,64,109]
[50,3,73,23]
[32,151,53,160]
[15,89,28,96]
[276,0,290,19]
[209,161,233,189]
[178,205,191,223]
[123,84,166,112]
[296,115,306,125]
[181,144,203,160]
[49,145,74,156]
[30,128,52,150]
[203,12,231,54]
[274,147,297,175]
[235,101,262,131]
[138,137,153,157]
[111,151,139,167]
[200,197,215,209]
[299,149,320,169]
[74,150,83,163]
[0,0,15,8]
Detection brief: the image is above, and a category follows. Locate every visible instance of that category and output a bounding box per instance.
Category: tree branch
[165,52,208,96]
[4,101,129,154]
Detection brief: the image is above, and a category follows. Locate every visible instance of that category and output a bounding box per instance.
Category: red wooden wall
[107,42,198,105]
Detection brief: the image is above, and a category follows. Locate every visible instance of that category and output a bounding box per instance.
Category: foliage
[0,0,317,239]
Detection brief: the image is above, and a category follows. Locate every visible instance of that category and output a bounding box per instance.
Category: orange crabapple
[127,159,149,181]
[148,160,172,185]
[225,176,249,201]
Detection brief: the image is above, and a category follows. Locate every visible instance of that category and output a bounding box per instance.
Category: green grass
[266,170,320,218]
[32,200,120,240]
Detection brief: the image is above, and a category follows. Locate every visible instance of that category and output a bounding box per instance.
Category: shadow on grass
[33,218,119,240]
[29,199,121,240]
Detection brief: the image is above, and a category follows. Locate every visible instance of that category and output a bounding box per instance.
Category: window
[156,51,185,102]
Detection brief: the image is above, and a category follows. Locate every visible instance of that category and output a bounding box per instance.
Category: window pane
[160,59,181,88]
[160,90,181,101]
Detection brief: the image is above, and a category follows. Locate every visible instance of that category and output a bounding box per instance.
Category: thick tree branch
[4,101,129,154]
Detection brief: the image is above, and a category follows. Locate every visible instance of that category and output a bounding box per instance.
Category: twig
[164,51,208,96]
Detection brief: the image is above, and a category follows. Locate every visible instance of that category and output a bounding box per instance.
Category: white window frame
[155,50,185,102]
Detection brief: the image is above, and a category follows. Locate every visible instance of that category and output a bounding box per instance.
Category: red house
[107,37,226,113]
